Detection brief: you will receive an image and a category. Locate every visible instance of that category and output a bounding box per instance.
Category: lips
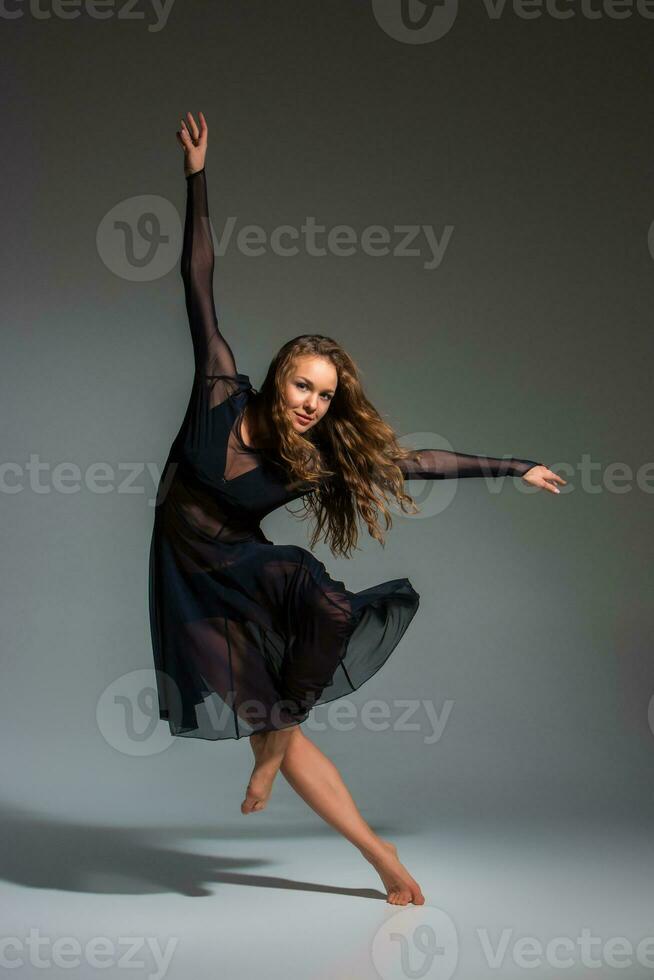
[295,412,314,424]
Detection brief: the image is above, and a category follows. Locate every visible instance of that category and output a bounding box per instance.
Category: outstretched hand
[521,465,566,494]
[176,110,208,177]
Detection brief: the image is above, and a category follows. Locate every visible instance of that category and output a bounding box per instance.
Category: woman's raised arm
[177,112,242,402]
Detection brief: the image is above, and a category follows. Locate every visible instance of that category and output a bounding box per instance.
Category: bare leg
[279,727,425,906]
[241,725,298,815]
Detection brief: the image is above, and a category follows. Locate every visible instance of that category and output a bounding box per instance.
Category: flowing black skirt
[148,502,420,741]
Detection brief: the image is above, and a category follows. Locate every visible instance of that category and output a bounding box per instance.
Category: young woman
[148,111,565,907]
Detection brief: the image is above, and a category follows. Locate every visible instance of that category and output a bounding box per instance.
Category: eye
[295,381,332,401]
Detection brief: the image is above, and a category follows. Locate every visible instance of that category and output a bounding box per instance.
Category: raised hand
[176,110,208,177]
[521,464,567,494]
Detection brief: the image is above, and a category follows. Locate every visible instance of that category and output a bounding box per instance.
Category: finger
[186,111,199,141]
[180,119,198,150]
[198,110,208,141]
[175,131,185,150]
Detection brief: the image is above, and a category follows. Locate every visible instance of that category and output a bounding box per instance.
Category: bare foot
[361,838,426,906]
[241,727,297,815]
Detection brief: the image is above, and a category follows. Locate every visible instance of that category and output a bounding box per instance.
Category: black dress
[148,168,542,741]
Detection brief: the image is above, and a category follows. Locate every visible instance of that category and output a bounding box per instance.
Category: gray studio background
[2,4,654,975]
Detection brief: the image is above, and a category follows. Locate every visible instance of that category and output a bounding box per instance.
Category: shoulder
[224,372,254,399]
[205,372,255,415]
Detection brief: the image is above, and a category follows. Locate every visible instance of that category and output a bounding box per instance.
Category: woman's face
[284,355,338,434]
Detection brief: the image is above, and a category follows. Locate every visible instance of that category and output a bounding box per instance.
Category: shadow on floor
[0,799,392,899]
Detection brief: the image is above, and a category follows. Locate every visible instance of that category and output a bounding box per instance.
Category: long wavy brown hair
[244,334,424,558]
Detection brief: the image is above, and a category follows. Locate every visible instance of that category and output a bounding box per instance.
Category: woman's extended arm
[396,449,566,493]
[177,111,241,398]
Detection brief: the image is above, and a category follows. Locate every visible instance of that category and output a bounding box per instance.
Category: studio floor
[2,809,651,980]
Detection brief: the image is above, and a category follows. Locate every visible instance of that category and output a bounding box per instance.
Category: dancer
[148,111,564,906]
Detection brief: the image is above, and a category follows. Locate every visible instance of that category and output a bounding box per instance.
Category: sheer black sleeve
[396,448,542,480]
[181,167,243,407]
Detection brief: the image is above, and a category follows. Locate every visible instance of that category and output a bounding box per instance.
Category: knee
[282,723,307,757]
[287,722,305,741]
